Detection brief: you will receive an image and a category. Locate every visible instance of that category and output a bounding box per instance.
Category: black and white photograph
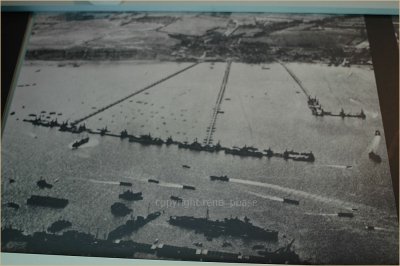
[1,12,398,264]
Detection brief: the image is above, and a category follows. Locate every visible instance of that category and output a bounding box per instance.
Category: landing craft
[183,185,196,190]
[120,181,132,187]
[337,212,354,218]
[210,175,229,182]
[283,198,299,205]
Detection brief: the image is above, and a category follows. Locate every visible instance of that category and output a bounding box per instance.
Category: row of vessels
[307,96,366,119]
[23,117,316,162]
[1,225,302,264]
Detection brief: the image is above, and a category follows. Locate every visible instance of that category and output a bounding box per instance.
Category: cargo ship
[27,195,68,208]
[169,215,278,241]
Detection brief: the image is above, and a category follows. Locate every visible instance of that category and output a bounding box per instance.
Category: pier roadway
[204,60,232,145]
[71,62,200,126]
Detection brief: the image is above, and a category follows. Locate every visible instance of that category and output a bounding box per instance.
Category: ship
[37,177,53,189]
[99,126,109,136]
[119,181,132,187]
[369,151,382,163]
[224,146,263,158]
[283,198,299,205]
[337,212,354,218]
[131,133,163,145]
[264,148,274,157]
[170,196,183,202]
[72,136,89,149]
[182,185,196,190]
[120,129,129,139]
[119,190,143,201]
[27,195,69,208]
[107,211,161,241]
[111,202,132,217]
[210,175,229,182]
[47,220,72,233]
[148,179,159,184]
[169,215,278,241]
[5,202,20,210]
[165,136,174,145]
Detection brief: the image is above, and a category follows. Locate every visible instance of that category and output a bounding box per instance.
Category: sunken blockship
[27,195,68,208]
[168,216,278,241]
[2,226,302,264]
[23,117,316,162]
[107,211,161,241]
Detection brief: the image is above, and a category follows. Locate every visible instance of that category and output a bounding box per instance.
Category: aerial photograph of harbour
[1,12,398,264]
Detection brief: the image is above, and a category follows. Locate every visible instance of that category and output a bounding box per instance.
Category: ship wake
[230,178,357,210]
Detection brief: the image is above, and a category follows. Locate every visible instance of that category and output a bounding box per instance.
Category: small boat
[369,151,382,163]
[119,181,132,187]
[6,202,20,210]
[170,196,183,202]
[37,178,53,189]
[283,198,299,205]
[365,225,375,230]
[10,112,15,116]
[182,165,191,169]
[148,179,159,184]
[210,175,229,182]
[9,179,15,184]
[338,212,354,218]
[182,185,196,190]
